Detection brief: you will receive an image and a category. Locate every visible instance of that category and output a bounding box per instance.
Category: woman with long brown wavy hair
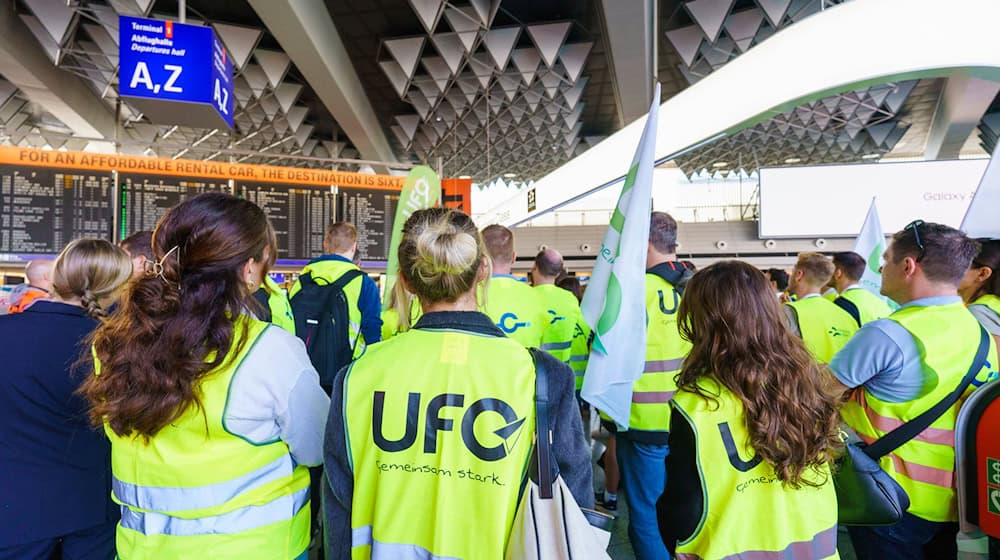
[657,260,842,560]
[82,192,329,560]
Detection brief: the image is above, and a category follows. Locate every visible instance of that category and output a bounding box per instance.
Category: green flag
[383,166,440,310]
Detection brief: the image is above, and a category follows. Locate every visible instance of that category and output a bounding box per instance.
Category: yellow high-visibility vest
[344,327,536,559]
[105,317,311,559]
[840,302,999,521]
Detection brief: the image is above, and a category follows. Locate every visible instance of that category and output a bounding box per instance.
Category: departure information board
[0,164,113,253]
[120,173,228,236]
[237,182,336,261]
[336,188,398,261]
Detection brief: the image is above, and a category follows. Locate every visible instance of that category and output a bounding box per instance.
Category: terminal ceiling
[0,0,996,182]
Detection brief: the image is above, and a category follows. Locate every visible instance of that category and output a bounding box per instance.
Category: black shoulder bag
[835,326,990,526]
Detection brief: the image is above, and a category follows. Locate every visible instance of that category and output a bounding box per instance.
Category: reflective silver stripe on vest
[352,525,461,560]
[676,524,837,560]
[568,355,588,362]
[540,341,572,351]
[644,358,684,373]
[113,454,294,512]
[120,486,309,537]
[632,391,676,404]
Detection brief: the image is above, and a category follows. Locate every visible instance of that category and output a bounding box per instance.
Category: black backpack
[291,269,364,392]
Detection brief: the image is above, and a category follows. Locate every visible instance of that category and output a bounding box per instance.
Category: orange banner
[0,146,404,190]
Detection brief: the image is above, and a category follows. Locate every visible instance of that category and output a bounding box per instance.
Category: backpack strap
[329,268,364,292]
[529,347,555,499]
[833,296,862,328]
[865,326,990,459]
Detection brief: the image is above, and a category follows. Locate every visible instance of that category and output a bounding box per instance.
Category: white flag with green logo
[853,198,890,300]
[580,83,660,429]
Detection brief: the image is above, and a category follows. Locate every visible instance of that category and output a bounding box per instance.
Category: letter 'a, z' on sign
[119,16,234,129]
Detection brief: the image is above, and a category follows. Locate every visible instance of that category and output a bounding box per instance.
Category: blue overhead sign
[119,16,234,129]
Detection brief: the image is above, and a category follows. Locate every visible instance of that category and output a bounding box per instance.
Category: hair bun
[414,226,478,281]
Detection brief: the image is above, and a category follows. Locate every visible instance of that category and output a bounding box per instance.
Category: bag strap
[865,326,990,459]
[529,348,555,499]
[833,296,862,328]
[329,268,364,292]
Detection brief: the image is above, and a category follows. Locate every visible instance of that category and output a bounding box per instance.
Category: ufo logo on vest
[498,313,530,333]
[372,391,527,462]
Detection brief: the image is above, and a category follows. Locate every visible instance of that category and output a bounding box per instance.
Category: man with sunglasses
[830,220,999,559]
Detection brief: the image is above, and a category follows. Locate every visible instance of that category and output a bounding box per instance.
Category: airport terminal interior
[2,0,1000,559]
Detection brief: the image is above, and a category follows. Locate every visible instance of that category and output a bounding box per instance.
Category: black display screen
[336,188,399,262]
[238,182,336,261]
[120,173,229,237]
[0,164,113,253]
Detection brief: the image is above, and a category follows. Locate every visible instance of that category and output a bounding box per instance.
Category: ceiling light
[503,173,517,178]
[435,116,443,122]
[712,162,728,167]
[458,175,472,179]
[862,153,880,159]
[784,157,802,164]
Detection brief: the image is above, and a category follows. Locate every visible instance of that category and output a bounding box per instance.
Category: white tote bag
[506,350,613,560]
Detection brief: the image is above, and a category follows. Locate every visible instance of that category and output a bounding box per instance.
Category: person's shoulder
[531,346,575,387]
[248,324,312,367]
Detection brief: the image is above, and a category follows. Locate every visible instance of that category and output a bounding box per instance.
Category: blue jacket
[0,301,119,546]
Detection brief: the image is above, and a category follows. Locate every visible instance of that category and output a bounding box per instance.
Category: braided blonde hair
[52,239,132,320]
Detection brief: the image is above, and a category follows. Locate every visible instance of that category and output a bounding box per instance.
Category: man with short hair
[828,251,893,327]
[766,267,790,298]
[120,231,153,281]
[832,221,999,560]
[480,224,547,348]
[531,249,584,375]
[603,211,692,559]
[291,221,381,373]
[7,260,53,314]
[784,252,858,363]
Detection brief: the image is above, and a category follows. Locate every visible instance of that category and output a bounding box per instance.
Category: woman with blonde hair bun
[0,238,132,558]
[324,207,592,559]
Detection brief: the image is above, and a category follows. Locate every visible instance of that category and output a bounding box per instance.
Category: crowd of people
[1,191,999,560]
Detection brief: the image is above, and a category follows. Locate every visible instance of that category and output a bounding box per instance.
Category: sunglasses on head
[904,220,925,263]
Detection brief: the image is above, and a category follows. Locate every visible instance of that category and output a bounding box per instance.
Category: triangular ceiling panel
[385,37,427,80]
[242,64,268,98]
[273,82,303,114]
[286,105,308,132]
[511,48,542,86]
[526,22,572,68]
[421,56,453,91]
[395,115,421,141]
[665,25,704,68]
[540,71,562,99]
[443,6,481,52]
[408,0,445,33]
[685,0,736,43]
[469,0,500,27]
[431,33,466,75]
[557,42,592,83]
[757,0,792,27]
[468,53,495,88]
[213,23,262,71]
[483,26,521,71]
[724,8,764,53]
[379,60,409,97]
[254,50,291,88]
[562,76,588,109]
